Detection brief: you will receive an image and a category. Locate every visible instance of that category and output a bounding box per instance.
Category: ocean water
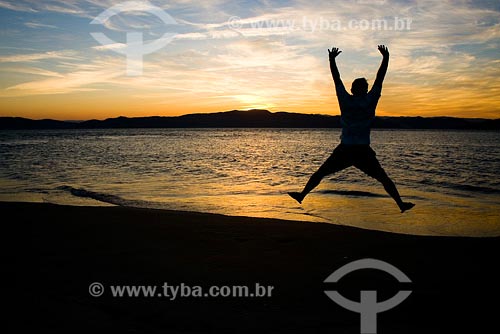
[1,128,499,236]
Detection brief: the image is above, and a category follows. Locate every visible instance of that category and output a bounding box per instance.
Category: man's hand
[328,47,343,86]
[378,45,389,58]
[328,47,342,61]
[374,45,389,87]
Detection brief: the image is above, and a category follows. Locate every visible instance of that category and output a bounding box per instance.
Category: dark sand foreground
[6,202,499,333]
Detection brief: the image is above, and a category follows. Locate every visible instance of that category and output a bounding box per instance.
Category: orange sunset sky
[0,0,499,120]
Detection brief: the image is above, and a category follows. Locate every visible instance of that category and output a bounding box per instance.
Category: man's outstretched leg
[369,169,414,213]
[288,170,326,204]
[288,148,349,204]
[379,174,415,213]
[356,150,415,213]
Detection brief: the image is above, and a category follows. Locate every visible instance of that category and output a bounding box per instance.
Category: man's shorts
[317,144,388,180]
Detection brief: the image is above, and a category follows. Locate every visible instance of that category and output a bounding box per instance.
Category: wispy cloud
[91,43,127,51]
[38,3,85,16]
[0,57,122,96]
[0,50,78,63]
[0,1,37,12]
[24,22,58,29]
[2,66,64,77]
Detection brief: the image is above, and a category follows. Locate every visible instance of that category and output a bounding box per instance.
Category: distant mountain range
[1,109,499,130]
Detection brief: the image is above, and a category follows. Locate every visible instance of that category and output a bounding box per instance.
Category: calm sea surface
[1,128,499,236]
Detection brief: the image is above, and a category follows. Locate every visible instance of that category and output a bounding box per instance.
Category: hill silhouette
[1,109,499,130]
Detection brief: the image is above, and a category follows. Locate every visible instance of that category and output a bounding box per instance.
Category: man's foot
[400,202,415,213]
[288,192,304,204]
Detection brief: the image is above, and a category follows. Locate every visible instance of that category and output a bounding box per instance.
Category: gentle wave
[416,179,500,195]
[57,186,150,208]
[317,189,388,198]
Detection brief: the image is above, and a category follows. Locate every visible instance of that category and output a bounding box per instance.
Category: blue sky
[0,0,499,119]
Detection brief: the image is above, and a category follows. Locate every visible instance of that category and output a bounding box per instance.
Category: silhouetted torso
[335,83,381,145]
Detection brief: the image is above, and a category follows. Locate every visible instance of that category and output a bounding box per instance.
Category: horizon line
[2,109,500,122]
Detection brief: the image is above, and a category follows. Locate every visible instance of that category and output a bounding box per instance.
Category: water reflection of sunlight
[303,187,500,237]
[4,129,499,238]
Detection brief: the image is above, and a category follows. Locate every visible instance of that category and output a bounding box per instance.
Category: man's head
[351,78,369,96]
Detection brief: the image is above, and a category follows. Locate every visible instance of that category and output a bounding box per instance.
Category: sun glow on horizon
[230,95,276,112]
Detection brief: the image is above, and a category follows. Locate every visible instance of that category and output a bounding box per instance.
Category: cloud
[0,0,231,20]
[92,43,127,51]
[0,1,37,12]
[24,22,58,29]
[0,50,79,63]
[2,66,64,77]
[0,57,122,96]
[38,3,85,15]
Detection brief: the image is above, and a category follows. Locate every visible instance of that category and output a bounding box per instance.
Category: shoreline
[7,201,500,333]
[3,197,499,237]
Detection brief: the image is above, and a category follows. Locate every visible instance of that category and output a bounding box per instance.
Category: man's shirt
[335,82,382,145]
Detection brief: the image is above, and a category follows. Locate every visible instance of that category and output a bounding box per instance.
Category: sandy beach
[7,201,499,333]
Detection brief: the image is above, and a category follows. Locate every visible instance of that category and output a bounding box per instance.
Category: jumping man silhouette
[288,45,415,213]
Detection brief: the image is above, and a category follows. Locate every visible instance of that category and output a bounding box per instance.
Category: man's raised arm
[329,47,344,88]
[374,45,389,88]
